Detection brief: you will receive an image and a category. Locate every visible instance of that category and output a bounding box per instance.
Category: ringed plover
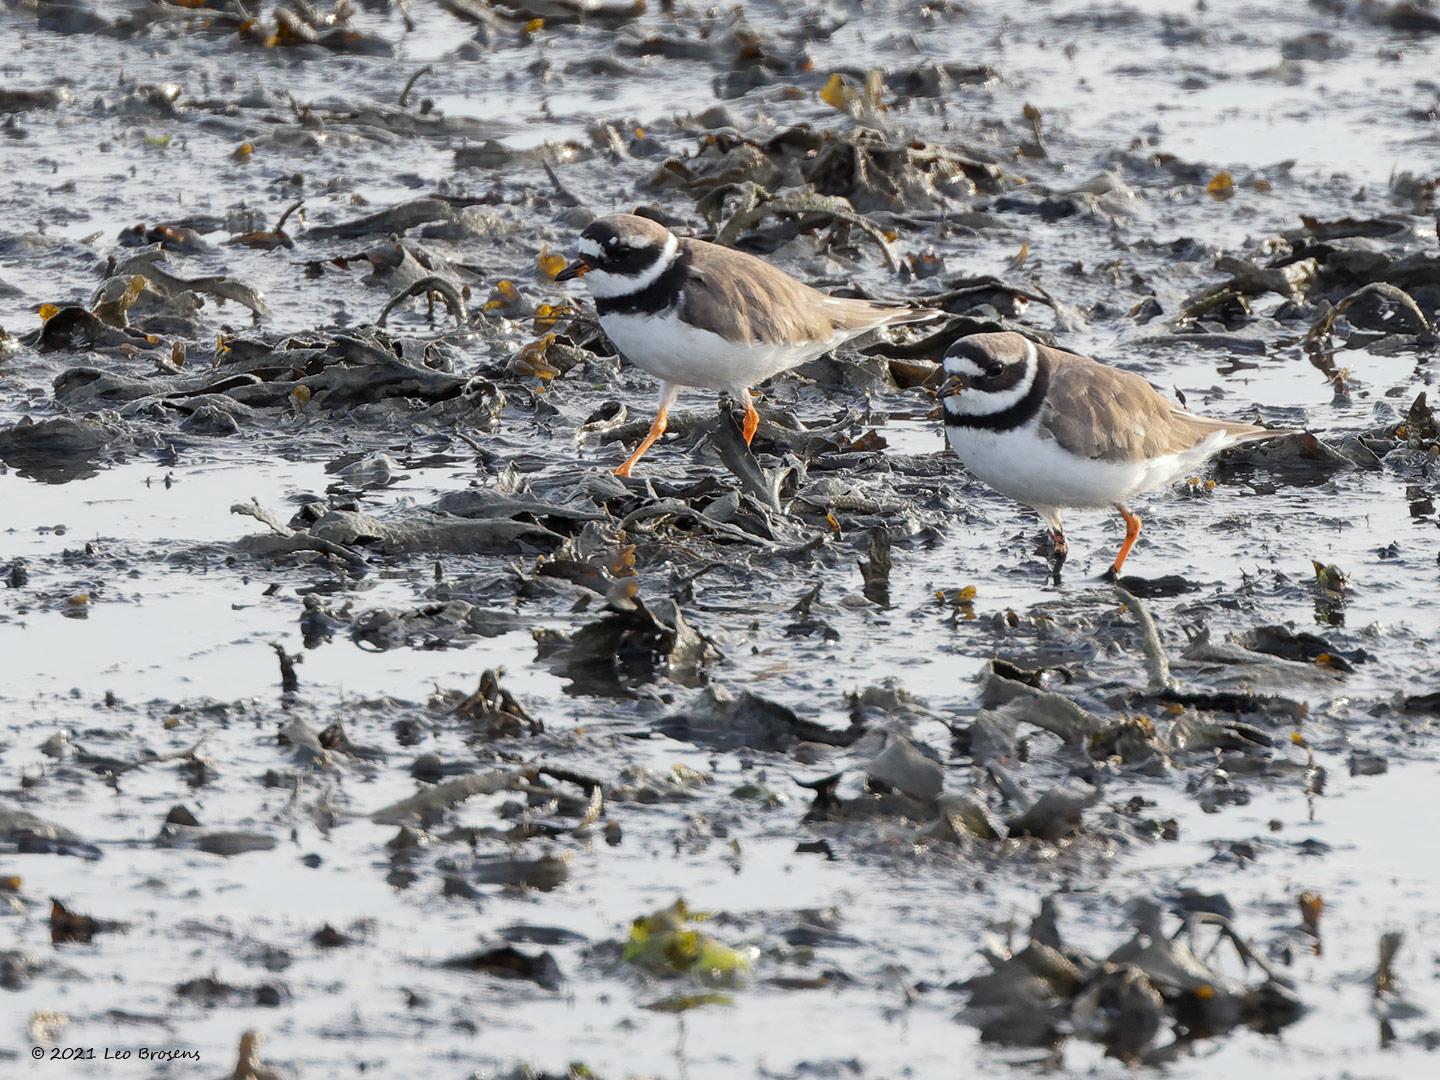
[939,332,1294,580]
[557,213,933,477]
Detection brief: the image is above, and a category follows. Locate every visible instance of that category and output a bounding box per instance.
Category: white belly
[945,421,1207,511]
[599,309,840,392]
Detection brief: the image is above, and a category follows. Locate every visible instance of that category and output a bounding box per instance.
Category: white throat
[945,338,1039,416]
[585,233,680,299]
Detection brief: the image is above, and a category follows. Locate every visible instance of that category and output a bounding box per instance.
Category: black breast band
[595,249,692,317]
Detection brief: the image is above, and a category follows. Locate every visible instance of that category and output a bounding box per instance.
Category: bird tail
[878,305,943,327]
[824,296,942,332]
[1178,411,1298,445]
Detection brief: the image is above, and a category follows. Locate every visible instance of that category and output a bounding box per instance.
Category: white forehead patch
[943,350,986,377]
[578,237,603,260]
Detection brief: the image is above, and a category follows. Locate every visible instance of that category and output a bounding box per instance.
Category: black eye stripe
[579,226,645,265]
[601,245,660,276]
[947,343,1008,378]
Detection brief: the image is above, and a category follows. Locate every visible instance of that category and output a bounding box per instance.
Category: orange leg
[1110,506,1142,576]
[614,382,679,478]
[614,412,666,477]
[741,398,759,445]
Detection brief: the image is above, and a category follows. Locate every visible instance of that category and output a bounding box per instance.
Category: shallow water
[3,0,1440,1077]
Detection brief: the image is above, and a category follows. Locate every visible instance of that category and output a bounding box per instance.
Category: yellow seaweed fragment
[1206,171,1234,198]
[485,279,522,311]
[820,71,887,113]
[536,247,568,281]
[819,73,850,111]
[623,899,753,986]
[935,585,977,623]
[938,585,976,602]
[533,301,572,332]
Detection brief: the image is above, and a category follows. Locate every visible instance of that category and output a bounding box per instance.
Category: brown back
[1038,343,1268,462]
[680,237,916,346]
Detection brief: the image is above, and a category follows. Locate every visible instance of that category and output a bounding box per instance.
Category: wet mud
[2,0,1439,1077]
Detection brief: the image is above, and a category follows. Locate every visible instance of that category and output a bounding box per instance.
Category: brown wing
[1037,344,1272,462]
[680,238,919,346]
